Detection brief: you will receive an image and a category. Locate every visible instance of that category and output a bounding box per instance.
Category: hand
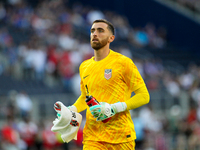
[90,102,127,121]
[51,101,82,143]
[54,102,62,118]
[67,105,77,112]
[54,103,77,118]
[53,102,78,121]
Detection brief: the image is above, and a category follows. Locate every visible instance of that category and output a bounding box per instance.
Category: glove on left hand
[90,102,127,121]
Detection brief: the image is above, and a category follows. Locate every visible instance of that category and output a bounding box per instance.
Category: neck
[94,46,110,61]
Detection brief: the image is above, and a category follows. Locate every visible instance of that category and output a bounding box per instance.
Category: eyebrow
[91,27,105,31]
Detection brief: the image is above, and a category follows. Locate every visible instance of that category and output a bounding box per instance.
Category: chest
[81,62,124,93]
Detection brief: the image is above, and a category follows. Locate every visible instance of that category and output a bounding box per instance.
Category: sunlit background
[0,0,200,150]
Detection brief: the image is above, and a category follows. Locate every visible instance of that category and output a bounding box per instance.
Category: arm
[123,57,150,110]
[90,57,150,121]
[70,63,88,113]
[73,93,88,113]
[90,85,149,121]
[125,85,150,110]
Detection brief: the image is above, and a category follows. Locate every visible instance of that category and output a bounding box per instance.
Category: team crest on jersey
[104,69,112,80]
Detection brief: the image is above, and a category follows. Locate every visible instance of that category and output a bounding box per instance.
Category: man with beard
[67,19,150,150]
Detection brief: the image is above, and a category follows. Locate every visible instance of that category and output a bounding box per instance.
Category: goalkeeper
[68,19,150,150]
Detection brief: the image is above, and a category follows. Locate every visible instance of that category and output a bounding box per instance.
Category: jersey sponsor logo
[104,69,112,80]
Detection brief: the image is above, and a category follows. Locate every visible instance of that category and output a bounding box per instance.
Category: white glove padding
[90,102,127,121]
[51,101,82,143]
[67,105,77,112]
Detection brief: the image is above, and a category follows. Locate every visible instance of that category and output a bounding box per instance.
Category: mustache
[92,38,99,41]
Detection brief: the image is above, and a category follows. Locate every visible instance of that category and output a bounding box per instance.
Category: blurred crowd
[170,0,200,13]
[0,0,200,150]
[0,0,167,86]
[1,62,200,150]
[0,89,83,150]
[131,59,200,149]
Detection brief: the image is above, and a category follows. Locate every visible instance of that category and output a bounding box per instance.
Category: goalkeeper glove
[67,105,77,112]
[54,104,77,117]
[90,102,127,121]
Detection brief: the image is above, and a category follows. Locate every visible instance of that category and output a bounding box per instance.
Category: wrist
[111,102,127,113]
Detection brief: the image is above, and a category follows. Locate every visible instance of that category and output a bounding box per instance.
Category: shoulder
[111,50,133,65]
[79,57,93,69]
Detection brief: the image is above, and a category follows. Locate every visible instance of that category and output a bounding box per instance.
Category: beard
[90,37,109,50]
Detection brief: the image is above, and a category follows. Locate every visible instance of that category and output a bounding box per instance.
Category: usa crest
[104,69,112,80]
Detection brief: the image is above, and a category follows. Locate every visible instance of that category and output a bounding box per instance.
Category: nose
[92,30,97,36]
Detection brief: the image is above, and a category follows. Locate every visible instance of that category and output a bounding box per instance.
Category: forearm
[89,86,149,121]
[73,94,88,113]
[125,86,150,110]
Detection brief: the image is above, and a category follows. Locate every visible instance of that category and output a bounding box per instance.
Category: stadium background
[0,0,200,149]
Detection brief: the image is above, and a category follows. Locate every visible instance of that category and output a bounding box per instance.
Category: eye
[99,29,103,33]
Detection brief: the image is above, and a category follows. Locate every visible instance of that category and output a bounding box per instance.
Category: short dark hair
[92,19,115,35]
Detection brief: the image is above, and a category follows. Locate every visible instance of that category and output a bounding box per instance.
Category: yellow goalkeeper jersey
[74,50,149,143]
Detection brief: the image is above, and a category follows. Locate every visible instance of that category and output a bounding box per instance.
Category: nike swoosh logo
[83,75,89,79]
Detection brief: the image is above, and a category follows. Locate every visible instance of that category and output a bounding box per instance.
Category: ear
[108,35,115,43]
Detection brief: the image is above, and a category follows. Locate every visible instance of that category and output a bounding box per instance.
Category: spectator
[31,45,47,80]
[17,116,38,150]
[139,106,163,133]
[15,91,33,118]
[1,117,21,150]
